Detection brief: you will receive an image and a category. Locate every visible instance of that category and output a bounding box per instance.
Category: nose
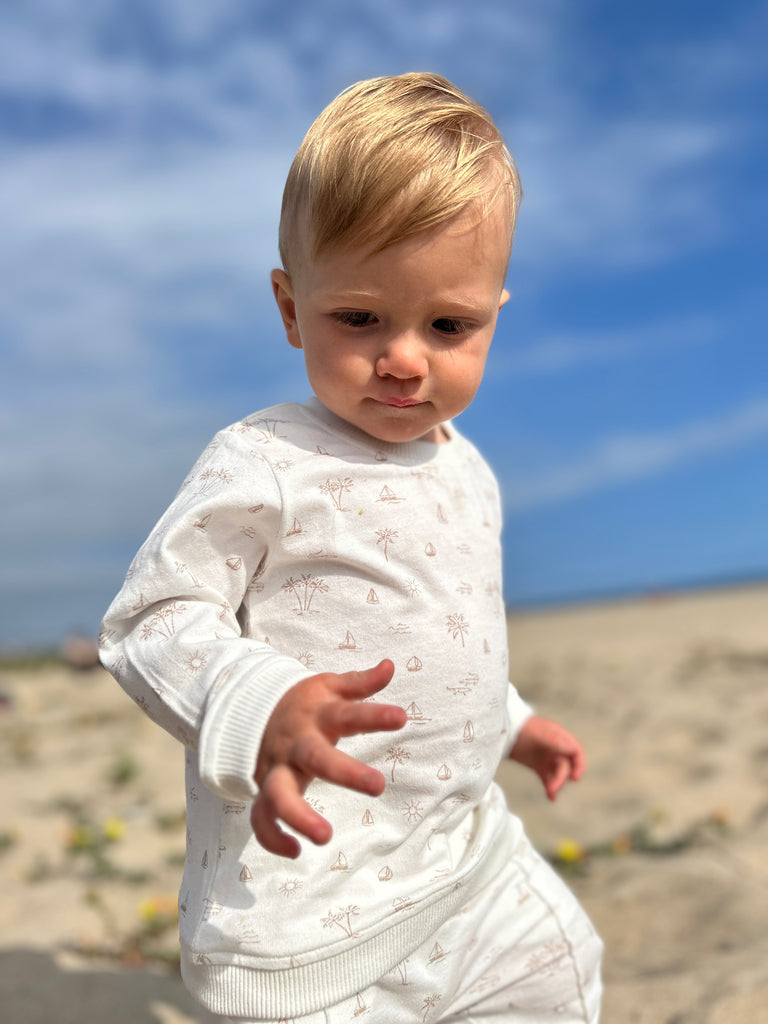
[375,333,429,380]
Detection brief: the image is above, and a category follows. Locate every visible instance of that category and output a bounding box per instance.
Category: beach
[1,583,767,1022]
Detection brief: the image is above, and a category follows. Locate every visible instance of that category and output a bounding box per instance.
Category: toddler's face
[271,207,510,445]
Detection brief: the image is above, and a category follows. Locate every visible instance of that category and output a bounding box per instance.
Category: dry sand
[1,584,767,1023]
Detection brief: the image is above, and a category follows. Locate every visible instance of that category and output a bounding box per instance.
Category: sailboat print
[361,809,374,827]
[437,764,452,781]
[353,993,368,1017]
[428,942,447,964]
[286,518,302,536]
[338,630,357,650]
[330,851,349,871]
[406,656,423,672]
[377,485,399,502]
[463,721,475,743]
[378,865,393,881]
[405,702,430,724]
[239,865,253,882]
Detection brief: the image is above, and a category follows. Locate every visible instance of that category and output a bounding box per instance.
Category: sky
[2,0,767,650]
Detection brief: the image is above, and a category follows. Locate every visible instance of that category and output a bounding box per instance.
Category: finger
[570,747,586,782]
[251,797,301,859]
[256,766,333,847]
[291,734,386,796]
[319,698,407,738]
[331,659,396,700]
[545,758,572,801]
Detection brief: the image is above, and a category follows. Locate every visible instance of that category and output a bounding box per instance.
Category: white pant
[198,837,602,1023]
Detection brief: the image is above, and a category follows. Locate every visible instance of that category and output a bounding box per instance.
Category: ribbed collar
[302,396,459,464]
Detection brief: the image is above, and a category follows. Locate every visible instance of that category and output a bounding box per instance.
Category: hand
[509,715,585,801]
[251,659,406,858]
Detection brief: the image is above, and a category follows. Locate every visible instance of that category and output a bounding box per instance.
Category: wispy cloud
[510,115,729,269]
[505,398,768,510]
[491,316,716,377]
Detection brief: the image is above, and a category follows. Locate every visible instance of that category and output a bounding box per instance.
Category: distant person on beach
[100,73,602,1023]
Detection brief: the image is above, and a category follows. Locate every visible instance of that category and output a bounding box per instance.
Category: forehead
[298,207,511,311]
[298,200,512,290]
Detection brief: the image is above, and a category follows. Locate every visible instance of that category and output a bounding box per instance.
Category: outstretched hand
[251,659,406,858]
[509,715,585,801]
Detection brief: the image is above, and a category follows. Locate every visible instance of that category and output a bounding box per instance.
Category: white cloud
[491,316,716,377]
[505,398,768,510]
[509,115,729,269]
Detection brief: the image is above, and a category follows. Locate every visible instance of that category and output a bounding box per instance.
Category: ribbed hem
[181,813,515,1019]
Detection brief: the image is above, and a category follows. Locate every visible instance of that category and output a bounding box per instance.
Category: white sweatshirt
[100,398,533,1019]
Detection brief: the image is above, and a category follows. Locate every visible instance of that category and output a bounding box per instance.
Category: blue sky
[2,0,767,649]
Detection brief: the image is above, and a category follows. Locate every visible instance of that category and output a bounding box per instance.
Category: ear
[271,269,303,349]
[498,287,511,311]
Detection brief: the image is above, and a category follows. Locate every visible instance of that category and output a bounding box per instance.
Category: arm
[99,428,321,802]
[99,427,407,853]
[508,715,585,801]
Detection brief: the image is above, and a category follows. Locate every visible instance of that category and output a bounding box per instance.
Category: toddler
[100,72,602,1023]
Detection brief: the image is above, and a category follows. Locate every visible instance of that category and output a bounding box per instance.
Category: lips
[380,397,423,408]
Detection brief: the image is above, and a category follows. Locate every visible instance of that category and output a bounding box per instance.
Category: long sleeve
[99,427,310,802]
[503,683,535,756]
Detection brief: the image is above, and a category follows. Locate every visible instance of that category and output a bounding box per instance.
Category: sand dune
[1,584,767,1022]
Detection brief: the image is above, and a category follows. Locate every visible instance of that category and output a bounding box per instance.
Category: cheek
[303,342,368,386]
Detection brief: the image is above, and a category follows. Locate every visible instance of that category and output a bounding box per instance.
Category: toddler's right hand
[250,659,406,858]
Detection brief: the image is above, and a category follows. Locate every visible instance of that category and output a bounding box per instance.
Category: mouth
[379,397,424,409]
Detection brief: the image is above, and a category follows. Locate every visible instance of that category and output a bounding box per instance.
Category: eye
[335,311,377,328]
[432,318,469,336]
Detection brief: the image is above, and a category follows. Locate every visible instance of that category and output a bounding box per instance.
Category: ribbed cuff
[198,652,311,801]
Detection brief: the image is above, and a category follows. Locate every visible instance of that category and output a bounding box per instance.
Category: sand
[1,583,767,1022]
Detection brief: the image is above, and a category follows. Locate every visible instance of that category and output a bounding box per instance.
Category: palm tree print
[385,745,410,781]
[446,613,469,647]
[140,602,187,641]
[319,477,354,511]
[282,573,329,614]
[239,417,281,443]
[175,561,204,589]
[196,466,234,495]
[422,994,442,1021]
[376,527,398,561]
[321,905,360,938]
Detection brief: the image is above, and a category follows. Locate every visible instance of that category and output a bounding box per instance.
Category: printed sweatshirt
[99,398,533,1019]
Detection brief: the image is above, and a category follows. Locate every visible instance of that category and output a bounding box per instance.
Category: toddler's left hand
[509,716,585,801]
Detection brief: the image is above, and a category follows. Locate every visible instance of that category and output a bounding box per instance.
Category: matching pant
[198,836,602,1023]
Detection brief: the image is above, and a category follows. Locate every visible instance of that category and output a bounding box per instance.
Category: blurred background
[2,0,767,653]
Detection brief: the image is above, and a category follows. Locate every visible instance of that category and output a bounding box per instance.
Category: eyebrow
[319,291,494,318]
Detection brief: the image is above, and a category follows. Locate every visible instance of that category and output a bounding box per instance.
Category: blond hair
[278,72,522,275]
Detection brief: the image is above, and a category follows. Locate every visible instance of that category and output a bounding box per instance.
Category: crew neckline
[303,396,456,460]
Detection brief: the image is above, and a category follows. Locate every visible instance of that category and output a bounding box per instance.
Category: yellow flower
[138,895,177,923]
[101,817,126,842]
[555,838,585,864]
